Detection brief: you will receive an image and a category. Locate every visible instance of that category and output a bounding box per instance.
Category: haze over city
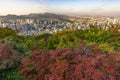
[0,0,120,16]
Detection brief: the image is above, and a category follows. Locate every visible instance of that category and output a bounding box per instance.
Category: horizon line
[0,12,119,18]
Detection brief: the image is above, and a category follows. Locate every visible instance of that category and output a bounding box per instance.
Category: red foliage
[19,45,120,80]
[0,42,21,70]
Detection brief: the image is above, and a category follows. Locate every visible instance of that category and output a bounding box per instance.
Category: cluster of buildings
[0,17,120,35]
[67,17,120,30]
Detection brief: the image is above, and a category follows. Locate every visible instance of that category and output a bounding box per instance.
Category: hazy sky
[0,0,120,16]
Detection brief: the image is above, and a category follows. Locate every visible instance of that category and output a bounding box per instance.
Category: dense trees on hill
[0,27,17,39]
[1,27,119,52]
[19,45,120,80]
[36,28,120,51]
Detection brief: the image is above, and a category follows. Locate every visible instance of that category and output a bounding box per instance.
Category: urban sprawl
[0,17,120,35]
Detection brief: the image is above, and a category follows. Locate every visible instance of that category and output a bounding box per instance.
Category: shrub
[0,42,22,79]
[3,36,27,54]
[0,42,21,70]
[19,45,120,80]
[99,43,115,52]
[84,29,110,43]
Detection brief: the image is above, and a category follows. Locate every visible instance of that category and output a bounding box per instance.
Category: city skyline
[0,0,120,17]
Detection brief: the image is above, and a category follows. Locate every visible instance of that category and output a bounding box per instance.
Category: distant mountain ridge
[0,12,68,20]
